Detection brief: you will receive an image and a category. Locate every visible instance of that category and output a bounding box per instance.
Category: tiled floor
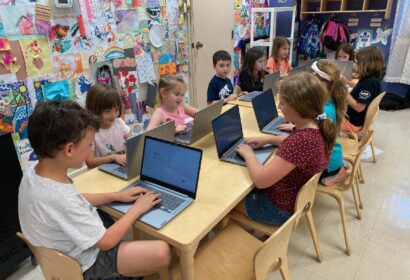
[6,109,410,280]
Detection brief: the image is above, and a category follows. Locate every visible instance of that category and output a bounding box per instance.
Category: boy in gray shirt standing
[19,101,170,279]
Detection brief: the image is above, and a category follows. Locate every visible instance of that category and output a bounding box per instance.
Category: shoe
[321,167,351,186]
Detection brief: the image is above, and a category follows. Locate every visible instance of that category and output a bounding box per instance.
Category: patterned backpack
[320,18,350,51]
[298,19,321,58]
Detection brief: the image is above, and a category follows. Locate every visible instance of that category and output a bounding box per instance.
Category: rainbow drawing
[103,46,125,60]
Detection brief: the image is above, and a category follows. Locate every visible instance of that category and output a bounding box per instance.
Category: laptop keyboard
[140,183,185,213]
[176,123,193,143]
[265,116,285,130]
[225,148,244,163]
[114,166,128,175]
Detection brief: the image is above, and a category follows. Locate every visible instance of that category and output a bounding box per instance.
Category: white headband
[311,61,331,82]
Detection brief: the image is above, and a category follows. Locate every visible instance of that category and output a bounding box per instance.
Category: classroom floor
[6,109,410,280]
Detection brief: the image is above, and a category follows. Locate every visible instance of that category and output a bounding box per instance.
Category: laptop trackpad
[254,145,275,164]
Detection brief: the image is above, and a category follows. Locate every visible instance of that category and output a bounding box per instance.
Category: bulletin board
[0,0,191,165]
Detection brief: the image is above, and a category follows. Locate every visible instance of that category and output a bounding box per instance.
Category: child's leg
[117,240,171,277]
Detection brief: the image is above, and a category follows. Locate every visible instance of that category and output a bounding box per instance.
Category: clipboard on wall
[146,82,157,108]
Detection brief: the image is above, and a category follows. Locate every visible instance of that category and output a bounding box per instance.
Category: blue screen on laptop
[213,106,242,157]
[141,137,201,194]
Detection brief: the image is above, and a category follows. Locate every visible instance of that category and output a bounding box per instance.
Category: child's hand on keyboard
[132,191,161,214]
[236,143,255,159]
[175,124,186,134]
[112,154,127,166]
[277,123,295,132]
[244,137,266,149]
[117,187,148,203]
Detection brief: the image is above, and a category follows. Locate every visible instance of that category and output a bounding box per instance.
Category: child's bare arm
[95,192,160,250]
[146,110,164,130]
[347,93,366,113]
[86,151,126,168]
[82,186,147,207]
[183,103,199,117]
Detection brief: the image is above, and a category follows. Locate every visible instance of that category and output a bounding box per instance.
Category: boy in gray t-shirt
[19,101,171,279]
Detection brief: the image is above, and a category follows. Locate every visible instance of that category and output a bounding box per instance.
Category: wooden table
[74,106,270,280]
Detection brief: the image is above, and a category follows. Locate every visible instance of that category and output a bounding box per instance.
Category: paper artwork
[116,9,139,32]
[0,41,27,80]
[135,54,156,83]
[117,69,138,110]
[0,4,36,35]
[52,53,84,80]
[0,81,33,139]
[20,38,52,77]
[112,48,137,75]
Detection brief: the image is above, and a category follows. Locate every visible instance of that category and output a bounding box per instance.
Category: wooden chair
[16,232,83,280]
[228,173,323,263]
[173,207,305,280]
[316,130,373,256]
[340,92,385,184]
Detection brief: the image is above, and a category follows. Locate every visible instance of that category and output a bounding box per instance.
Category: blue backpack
[298,19,321,58]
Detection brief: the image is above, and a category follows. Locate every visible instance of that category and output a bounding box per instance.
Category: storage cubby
[300,0,393,20]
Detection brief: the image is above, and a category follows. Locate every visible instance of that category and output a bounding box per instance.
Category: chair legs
[321,190,351,256]
[358,162,365,184]
[370,139,377,163]
[279,257,291,280]
[306,211,323,263]
[351,182,362,220]
[354,175,364,209]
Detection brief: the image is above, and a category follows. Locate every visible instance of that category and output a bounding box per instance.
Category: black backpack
[379,91,410,111]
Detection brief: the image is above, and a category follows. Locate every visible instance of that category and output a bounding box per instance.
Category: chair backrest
[16,232,84,280]
[362,92,385,132]
[293,173,321,225]
[253,208,303,280]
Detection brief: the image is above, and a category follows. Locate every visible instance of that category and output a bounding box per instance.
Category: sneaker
[321,167,351,186]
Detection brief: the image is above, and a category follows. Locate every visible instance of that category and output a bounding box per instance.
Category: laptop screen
[263,70,280,93]
[212,105,243,158]
[252,89,279,130]
[141,136,202,198]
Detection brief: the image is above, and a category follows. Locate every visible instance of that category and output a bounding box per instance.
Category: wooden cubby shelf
[300,0,393,20]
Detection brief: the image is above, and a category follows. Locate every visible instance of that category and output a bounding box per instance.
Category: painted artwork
[0,4,36,35]
[52,53,84,80]
[20,38,52,77]
[112,48,137,74]
[117,69,138,110]
[80,0,118,45]
[0,81,32,139]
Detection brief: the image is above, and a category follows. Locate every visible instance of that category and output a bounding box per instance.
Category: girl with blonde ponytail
[233,72,334,226]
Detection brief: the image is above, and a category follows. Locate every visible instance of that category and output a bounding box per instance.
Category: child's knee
[156,241,171,267]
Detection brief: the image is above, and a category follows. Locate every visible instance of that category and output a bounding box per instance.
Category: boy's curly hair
[28,100,99,159]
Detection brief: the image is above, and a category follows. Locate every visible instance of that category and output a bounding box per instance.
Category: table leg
[179,243,198,280]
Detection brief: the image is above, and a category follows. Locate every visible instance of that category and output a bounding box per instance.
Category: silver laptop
[211,105,275,166]
[98,121,175,180]
[175,100,223,145]
[252,89,290,136]
[239,70,280,102]
[289,58,320,76]
[322,59,353,79]
[110,136,202,229]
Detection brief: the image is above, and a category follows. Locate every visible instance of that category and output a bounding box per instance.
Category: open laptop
[252,89,290,136]
[322,59,353,79]
[110,136,202,229]
[288,58,319,76]
[175,100,224,145]
[211,105,275,166]
[98,121,175,180]
[238,70,280,102]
